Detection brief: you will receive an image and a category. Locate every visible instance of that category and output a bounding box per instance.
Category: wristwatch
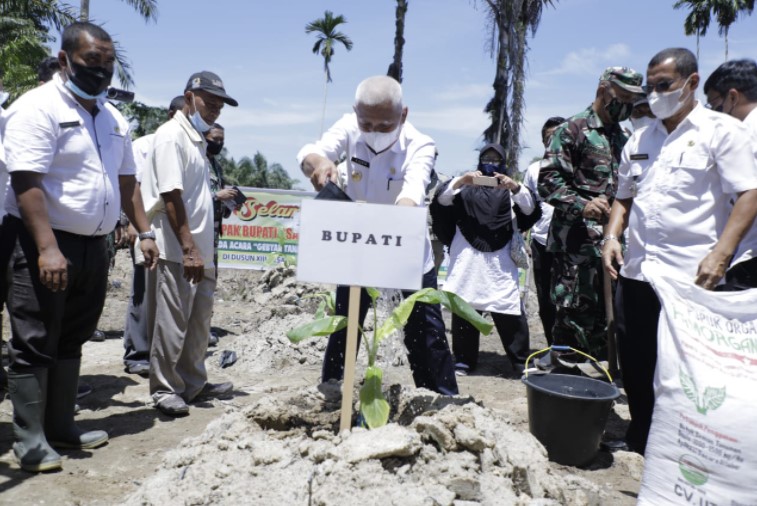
[599,234,619,247]
[138,230,156,241]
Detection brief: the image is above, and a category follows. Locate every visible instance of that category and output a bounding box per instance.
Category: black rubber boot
[45,359,108,449]
[8,369,62,472]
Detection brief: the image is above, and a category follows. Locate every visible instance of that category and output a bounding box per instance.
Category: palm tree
[305,10,353,135]
[387,0,408,83]
[0,0,77,99]
[674,0,754,60]
[712,0,754,59]
[79,0,157,22]
[674,0,712,60]
[477,0,556,173]
[78,0,158,88]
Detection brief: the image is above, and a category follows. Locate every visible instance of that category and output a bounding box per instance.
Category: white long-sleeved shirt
[297,113,436,273]
[523,160,554,246]
[437,178,534,314]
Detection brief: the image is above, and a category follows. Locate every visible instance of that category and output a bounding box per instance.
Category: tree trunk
[508,18,527,174]
[80,0,90,21]
[725,27,729,60]
[387,0,408,83]
[494,13,510,148]
[696,29,700,61]
[320,70,329,136]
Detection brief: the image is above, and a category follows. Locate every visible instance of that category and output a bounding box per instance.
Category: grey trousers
[148,260,216,404]
[123,245,152,367]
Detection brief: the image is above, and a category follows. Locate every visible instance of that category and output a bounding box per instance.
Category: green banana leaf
[359,366,390,429]
[286,315,347,343]
[375,289,493,343]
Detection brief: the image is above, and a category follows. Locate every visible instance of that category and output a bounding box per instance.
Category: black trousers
[6,216,109,369]
[530,240,555,345]
[615,275,660,454]
[0,215,16,339]
[451,303,529,373]
[322,269,459,396]
[123,244,149,367]
[719,257,757,291]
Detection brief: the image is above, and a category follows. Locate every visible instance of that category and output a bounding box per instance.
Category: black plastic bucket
[522,373,620,467]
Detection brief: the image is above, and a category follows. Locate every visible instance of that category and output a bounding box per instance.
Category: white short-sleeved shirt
[730,107,757,267]
[131,133,155,184]
[436,178,534,314]
[523,160,554,246]
[2,73,136,236]
[137,111,214,268]
[297,113,436,272]
[617,102,757,282]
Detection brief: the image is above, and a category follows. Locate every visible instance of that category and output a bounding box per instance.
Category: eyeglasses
[705,97,725,112]
[642,78,679,95]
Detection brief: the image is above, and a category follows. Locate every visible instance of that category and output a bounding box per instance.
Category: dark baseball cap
[185,71,238,107]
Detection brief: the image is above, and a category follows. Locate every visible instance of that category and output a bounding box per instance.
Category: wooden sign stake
[339,285,362,432]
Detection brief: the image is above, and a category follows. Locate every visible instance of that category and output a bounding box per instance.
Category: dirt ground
[0,249,642,505]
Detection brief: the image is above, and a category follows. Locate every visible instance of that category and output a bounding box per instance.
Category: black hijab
[454,144,513,252]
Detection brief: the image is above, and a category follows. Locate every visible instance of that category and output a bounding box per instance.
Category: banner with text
[217,187,316,270]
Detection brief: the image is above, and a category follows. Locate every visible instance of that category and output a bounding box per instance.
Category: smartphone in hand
[472,176,498,187]
[231,186,247,208]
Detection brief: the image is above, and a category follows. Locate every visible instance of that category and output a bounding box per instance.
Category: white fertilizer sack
[638,271,757,505]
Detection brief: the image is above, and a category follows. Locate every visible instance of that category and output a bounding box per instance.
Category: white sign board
[297,199,427,290]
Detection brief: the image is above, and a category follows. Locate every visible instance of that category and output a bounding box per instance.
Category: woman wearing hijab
[435,144,535,376]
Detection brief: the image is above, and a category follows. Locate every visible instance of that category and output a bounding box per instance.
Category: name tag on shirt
[59,121,81,129]
[351,156,370,168]
[630,154,649,160]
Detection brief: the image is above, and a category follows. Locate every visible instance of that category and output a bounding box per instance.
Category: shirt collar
[174,110,205,144]
[744,105,757,124]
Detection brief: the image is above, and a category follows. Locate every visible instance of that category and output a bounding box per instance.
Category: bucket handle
[524,345,615,383]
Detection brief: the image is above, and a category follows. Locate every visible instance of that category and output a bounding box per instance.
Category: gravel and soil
[0,249,642,505]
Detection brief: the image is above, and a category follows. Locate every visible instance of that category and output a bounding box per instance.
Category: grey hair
[355,76,403,109]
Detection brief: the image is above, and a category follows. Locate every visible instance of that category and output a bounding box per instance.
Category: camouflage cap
[600,66,644,94]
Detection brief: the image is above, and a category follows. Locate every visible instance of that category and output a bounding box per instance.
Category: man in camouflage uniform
[538,67,643,359]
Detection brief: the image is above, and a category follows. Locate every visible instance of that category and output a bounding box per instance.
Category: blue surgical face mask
[477,162,505,176]
[189,94,212,133]
[65,77,107,100]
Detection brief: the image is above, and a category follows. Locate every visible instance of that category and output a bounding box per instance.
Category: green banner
[217,187,315,270]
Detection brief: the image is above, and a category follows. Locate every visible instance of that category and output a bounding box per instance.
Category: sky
[79,0,757,186]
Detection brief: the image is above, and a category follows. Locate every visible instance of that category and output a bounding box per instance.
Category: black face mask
[477,162,505,176]
[66,54,113,97]
[604,97,634,123]
[206,140,224,156]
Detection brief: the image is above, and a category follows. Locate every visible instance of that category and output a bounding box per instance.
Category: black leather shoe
[156,395,189,417]
[600,439,630,452]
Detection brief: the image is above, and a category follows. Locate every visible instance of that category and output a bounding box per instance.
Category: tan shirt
[137,111,214,268]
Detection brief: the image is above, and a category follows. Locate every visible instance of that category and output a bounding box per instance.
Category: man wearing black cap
[122,95,187,378]
[136,71,238,417]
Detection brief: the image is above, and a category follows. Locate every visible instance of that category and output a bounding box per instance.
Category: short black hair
[704,59,757,102]
[541,116,565,141]
[210,123,224,131]
[648,48,698,77]
[61,21,112,53]
[37,56,61,83]
[169,95,185,112]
